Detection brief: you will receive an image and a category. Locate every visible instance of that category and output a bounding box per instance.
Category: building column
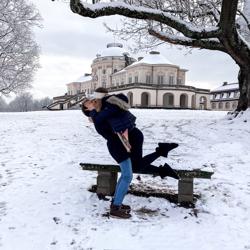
[174,93,180,108]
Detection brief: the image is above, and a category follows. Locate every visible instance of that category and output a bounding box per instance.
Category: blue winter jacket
[89,94,136,134]
[82,94,138,163]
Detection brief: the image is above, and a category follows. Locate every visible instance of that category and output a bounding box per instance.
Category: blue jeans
[113,158,133,206]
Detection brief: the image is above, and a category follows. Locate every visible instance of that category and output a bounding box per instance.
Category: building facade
[210,82,239,111]
[51,43,240,111]
[60,43,211,110]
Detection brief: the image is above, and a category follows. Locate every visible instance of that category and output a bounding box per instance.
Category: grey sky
[29,0,239,99]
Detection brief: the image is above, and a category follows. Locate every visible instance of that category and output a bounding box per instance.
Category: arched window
[163,93,174,107]
[225,102,230,109]
[180,94,188,108]
[199,96,207,109]
[232,102,237,109]
[141,92,150,107]
[212,103,217,109]
[219,102,223,109]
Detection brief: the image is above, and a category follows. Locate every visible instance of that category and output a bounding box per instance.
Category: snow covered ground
[0,109,250,250]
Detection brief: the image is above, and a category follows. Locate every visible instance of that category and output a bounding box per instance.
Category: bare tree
[66,0,250,112]
[8,92,33,112]
[6,94,53,112]
[0,0,41,96]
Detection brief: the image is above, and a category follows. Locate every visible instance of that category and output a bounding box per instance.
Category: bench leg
[178,178,194,203]
[96,171,118,196]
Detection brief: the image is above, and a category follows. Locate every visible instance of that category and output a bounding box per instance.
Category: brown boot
[111,200,131,213]
[110,204,131,219]
[121,204,131,213]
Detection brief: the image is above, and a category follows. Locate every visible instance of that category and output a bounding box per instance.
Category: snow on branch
[70,0,221,40]
[148,28,226,52]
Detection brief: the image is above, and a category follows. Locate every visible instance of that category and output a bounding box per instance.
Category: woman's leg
[129,128,161,173]
[113,158,133,206]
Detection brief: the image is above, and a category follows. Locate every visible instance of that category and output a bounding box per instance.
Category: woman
[82,88,179,219]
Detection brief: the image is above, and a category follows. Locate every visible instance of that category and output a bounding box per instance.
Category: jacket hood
[106,95,130,111]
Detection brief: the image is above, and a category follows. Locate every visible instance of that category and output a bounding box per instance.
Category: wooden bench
[79,163,214,204]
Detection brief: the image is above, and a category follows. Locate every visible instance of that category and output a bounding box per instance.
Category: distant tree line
[0,93,52,112]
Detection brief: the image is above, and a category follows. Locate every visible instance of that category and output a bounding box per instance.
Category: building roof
[97,43,130,58]
[75,75,92,82]
[211,83,239,93]
[130,51,175,67]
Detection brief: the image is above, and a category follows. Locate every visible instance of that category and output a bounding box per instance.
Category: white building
[51,43,213,110]
[210,82,239,111]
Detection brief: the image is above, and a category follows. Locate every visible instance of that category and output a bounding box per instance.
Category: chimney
[223,81,228,86]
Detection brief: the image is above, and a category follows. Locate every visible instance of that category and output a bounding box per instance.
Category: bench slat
[79,163,213,179]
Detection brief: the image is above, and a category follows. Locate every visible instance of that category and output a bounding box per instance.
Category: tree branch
[148,28,226,52]
[69,0,221,40]
[237,9,250,30]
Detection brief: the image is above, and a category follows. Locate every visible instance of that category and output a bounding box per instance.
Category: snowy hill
[0,109,250,250]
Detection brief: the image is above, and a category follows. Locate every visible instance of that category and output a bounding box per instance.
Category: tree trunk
[237,66,250,111]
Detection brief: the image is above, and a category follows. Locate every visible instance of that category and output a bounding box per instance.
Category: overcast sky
[29,0,240,99]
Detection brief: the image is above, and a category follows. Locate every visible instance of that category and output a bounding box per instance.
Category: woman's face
[83,99,101,111]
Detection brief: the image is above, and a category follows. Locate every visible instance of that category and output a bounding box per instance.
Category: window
[212,103,216,109]
[177,78,182,85]
[134,76,138,83]
[219,102,223,109]
[200,97,205,103]
[146,75,151,84]
[128,77,132,84]
[114,69,117,73]
[102,69,106,74]
[225,102,230,109]
[169,75,174,85]
[157,75,164,84]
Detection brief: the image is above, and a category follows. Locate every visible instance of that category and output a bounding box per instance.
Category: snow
[129,52,175,67]
[80,1,219,35]
[75,75,92,82]
[98,46,128,57]
[211,83,239,92]
[1,109,250,250]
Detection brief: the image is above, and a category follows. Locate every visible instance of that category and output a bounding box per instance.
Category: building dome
[97,43,129,57]
[131,51,174,66]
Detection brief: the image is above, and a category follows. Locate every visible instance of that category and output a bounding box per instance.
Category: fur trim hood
[106,95,130,111]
